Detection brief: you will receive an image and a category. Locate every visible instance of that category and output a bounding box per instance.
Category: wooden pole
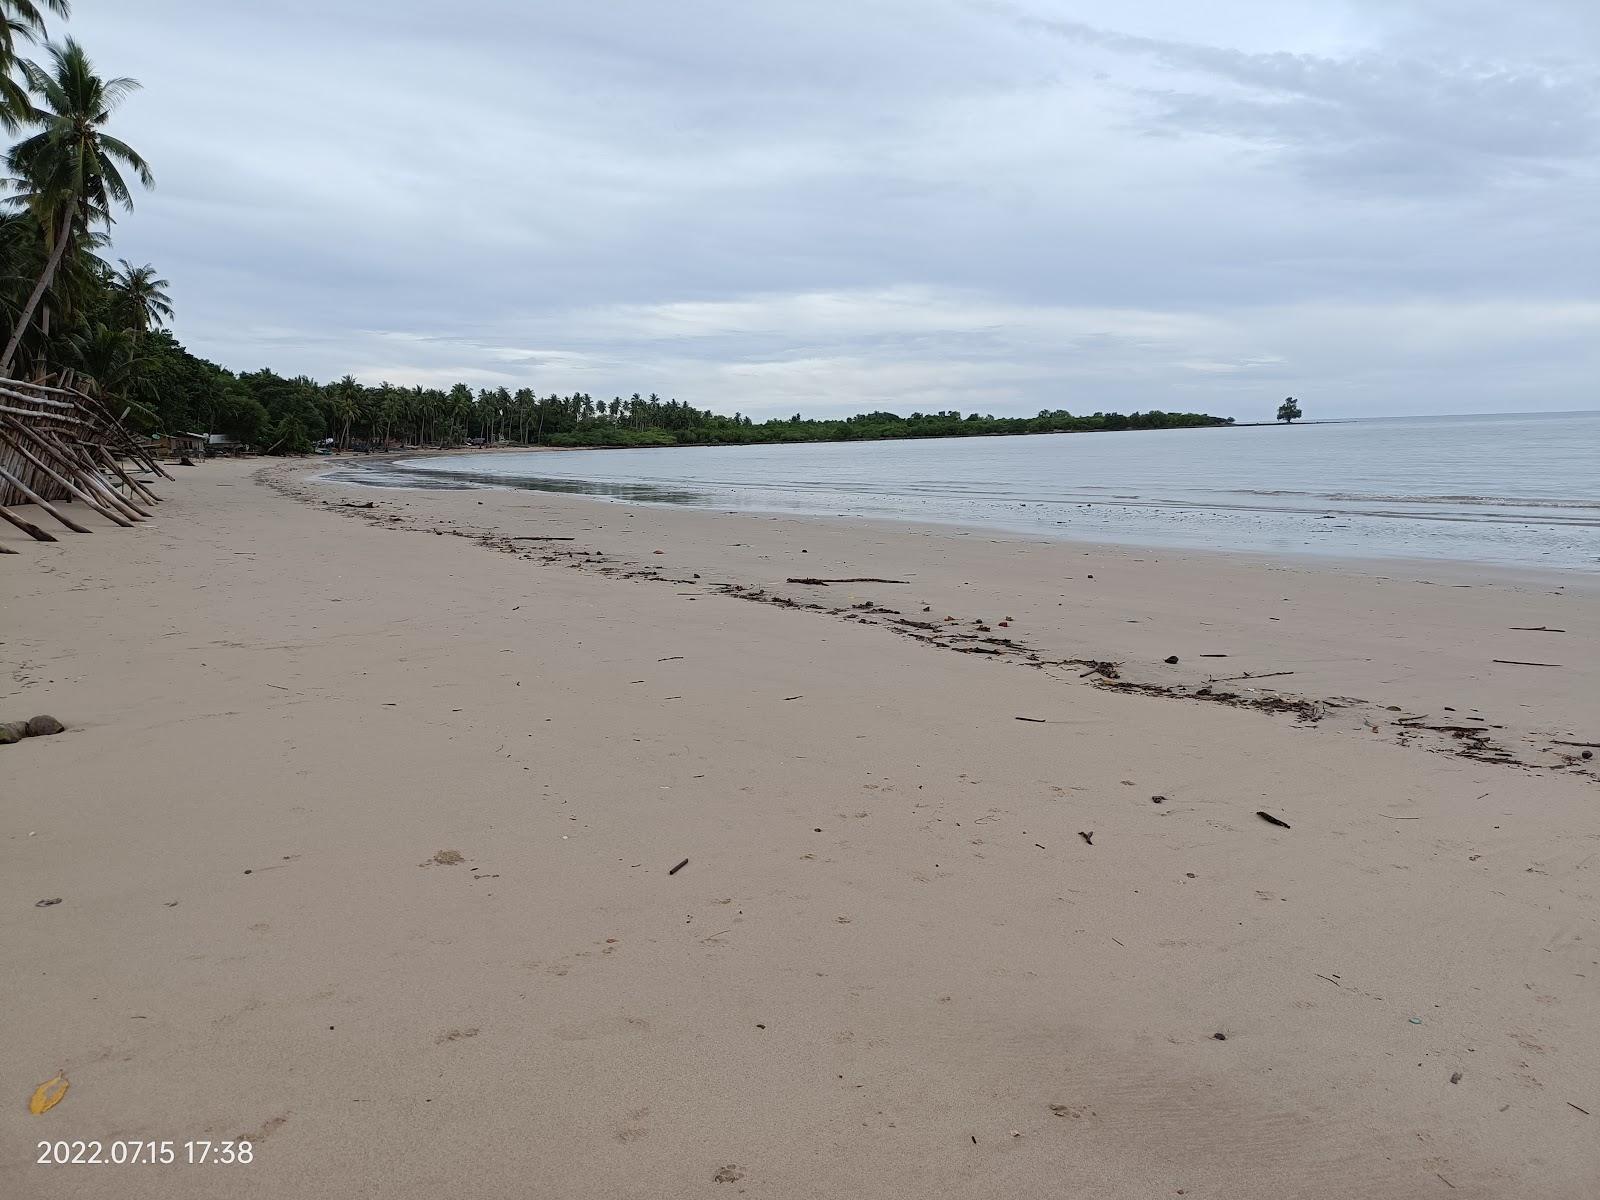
[40,431,149,520]
[0,462,94,533]
[0,423,134,527]
[14,419,149,518]
[0,504,55,541]
[95,444,160,506]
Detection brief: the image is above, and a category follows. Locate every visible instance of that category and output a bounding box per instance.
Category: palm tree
[0,1,69,131]
[328,374,360,448]
[1,37,152,374]
[111,259,171,337]
[63,318,144,401]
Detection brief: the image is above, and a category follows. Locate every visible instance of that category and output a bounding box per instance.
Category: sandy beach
[3,455,1597,1199]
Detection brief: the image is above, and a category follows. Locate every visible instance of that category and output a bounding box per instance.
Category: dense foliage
[135,371,1235,453]
[0,10,1233,453]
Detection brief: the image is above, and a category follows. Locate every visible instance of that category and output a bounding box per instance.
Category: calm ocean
[339,411,1600,572]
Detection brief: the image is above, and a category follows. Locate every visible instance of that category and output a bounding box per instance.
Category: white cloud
[63,0,1600,417]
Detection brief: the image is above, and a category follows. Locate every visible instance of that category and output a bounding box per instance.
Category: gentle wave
[329,412,1600,570]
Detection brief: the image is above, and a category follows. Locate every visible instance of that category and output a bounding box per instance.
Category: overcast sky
[71,0,1600,420]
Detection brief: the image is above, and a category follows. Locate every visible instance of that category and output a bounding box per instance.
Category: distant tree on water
[1277,397,1303,423]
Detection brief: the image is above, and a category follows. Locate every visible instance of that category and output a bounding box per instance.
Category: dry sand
[2,455,1597,1199]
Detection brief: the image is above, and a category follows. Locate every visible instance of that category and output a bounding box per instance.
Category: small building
[206,434,246,457]
[170,432,208,458]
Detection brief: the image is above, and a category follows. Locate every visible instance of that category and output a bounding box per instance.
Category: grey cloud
[986,1,1600,188]
[62,0,1600,417]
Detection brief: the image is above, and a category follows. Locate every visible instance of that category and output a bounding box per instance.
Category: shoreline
[317,447,1600,592]
[277,458,1598,781]
[4,456,1598,1199]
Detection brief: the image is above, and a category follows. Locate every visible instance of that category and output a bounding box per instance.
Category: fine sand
[3,454,1597,1199]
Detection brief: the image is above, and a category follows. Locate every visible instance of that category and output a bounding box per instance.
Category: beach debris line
[1257,811,1292,829]
[276,470,1593,781]
[1068,659,1121,680]
[1508,626,1565,633]
[785,577,910,585]
[1015,716,1047,723]
[1492,659,1562,668]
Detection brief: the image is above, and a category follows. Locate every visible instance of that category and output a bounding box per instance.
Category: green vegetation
[104,371,1237,452]
[1277,396,1303,423]
[0,9,1234,452]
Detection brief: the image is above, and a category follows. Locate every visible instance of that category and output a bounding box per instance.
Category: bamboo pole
[3,419,135,518]
[0,423,133,527]
[0,463,90,532]
[0,504,55,541]
[36,428,150,520]
[75,389,173,481]
[95,444,160,506]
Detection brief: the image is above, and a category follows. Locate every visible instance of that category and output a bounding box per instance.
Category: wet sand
[2,455,1596,1198]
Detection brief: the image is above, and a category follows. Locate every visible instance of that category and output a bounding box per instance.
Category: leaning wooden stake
[0,503,56,541]
[95,444,160,506]
[40,431,148,520]
[27,419,154,518]
[4,419,137,517]
[0,424,134,527]
[0,462,93,533]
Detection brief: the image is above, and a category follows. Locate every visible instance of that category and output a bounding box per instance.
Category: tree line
[0,6,1232,453]
[136,364,1235,452]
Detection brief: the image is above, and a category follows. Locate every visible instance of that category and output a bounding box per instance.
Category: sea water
[334,411,1600,571]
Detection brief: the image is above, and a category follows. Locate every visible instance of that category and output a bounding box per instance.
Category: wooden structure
[0,376,171,544]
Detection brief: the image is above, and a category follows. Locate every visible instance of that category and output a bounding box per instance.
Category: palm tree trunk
[1,202,77,375]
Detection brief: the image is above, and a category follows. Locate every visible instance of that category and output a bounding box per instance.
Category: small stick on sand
[786,577,910,585]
